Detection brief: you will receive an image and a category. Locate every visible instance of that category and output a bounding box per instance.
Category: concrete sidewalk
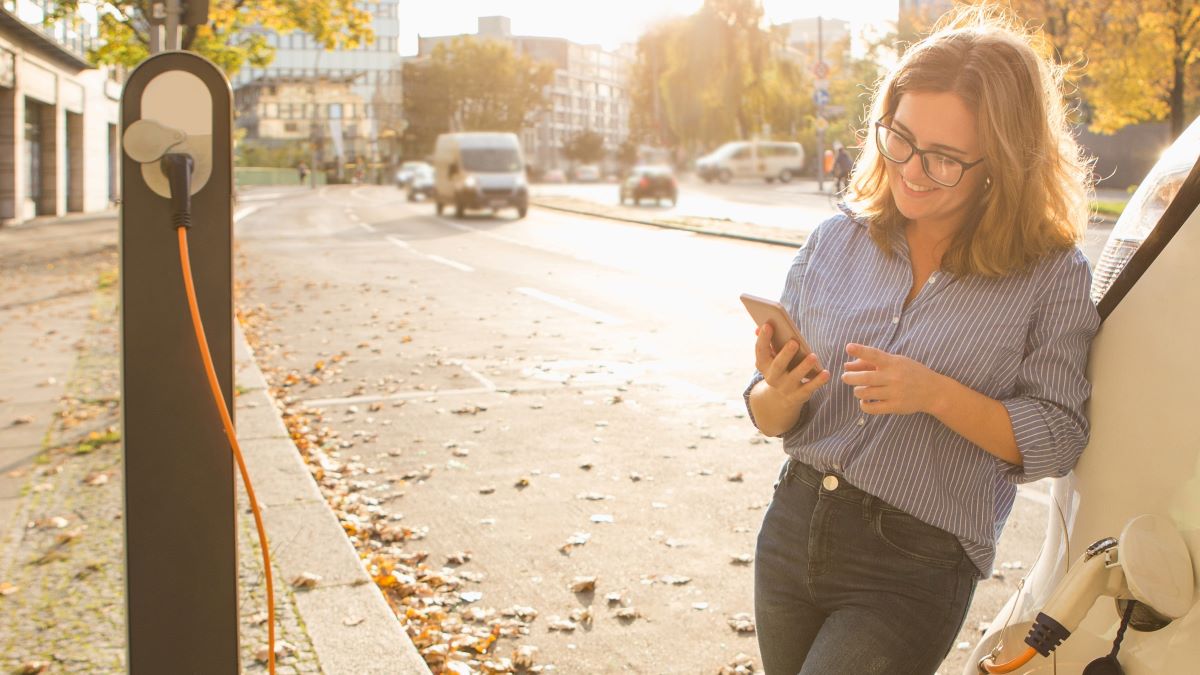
[0,213,428,674]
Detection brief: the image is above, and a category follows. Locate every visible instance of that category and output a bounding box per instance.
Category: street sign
[814,78,829,90]
[813,89,830,107]
[813,61,830,79]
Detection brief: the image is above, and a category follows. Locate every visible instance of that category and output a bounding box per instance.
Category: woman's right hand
[754,322,831,407]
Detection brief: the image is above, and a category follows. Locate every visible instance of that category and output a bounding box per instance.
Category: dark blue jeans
[755,459,978,675]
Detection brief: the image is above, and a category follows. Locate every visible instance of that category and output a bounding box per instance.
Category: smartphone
[740,293,820,378]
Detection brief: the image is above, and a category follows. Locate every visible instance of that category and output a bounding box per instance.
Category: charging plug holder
[121,69,214,200]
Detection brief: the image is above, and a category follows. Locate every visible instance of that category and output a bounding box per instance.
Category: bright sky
[397,1,899,56]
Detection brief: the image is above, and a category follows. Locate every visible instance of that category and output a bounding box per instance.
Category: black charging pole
[119,49,237,672]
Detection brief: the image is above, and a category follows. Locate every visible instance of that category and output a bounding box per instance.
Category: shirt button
[822,475,839,491]
[891,316,900,324]
[856,418,866,426]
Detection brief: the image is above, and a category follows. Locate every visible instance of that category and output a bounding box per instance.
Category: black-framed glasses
[874,121,985,188]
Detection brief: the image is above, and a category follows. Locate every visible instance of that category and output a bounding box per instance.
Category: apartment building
[1,0,120,225]
[232,0,404,168]
[418,16,632,170]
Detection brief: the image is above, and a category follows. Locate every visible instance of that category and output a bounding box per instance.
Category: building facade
[232,0,404,171]
[418,17,633,171]
[1,0,120,225]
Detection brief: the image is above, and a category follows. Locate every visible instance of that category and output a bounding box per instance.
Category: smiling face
[884,91,988,235]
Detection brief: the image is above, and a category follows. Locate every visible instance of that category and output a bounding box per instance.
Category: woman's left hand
[841,343,948,416]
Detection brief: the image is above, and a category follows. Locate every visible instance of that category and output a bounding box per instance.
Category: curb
[233,325,431,675]
[530,200,806,248]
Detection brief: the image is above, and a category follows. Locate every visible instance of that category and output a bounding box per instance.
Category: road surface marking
[234,205,263,223]
[387,236,473,271]
[357,221,376,232]
[445,358,498,390]
[301,380,629,408]
[426,254,474,272]
[515,287,622,325]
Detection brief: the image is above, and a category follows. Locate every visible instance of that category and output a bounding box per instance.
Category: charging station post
[119,50,238,672]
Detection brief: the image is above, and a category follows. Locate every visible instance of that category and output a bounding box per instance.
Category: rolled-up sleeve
[999,250,1100,483]
[744,226,821,434]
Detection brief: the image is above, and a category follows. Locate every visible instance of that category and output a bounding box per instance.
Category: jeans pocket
[771,457,792,491]
[871,509,964,569]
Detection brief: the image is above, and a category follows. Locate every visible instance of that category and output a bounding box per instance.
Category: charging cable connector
[162,152,277,674]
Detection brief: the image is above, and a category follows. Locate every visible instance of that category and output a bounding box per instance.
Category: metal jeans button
[822,475,839,491]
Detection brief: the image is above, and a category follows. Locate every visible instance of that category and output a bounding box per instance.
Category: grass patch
[97,267,118,290]
[74,428,121,455]
[1093,200,1127,217]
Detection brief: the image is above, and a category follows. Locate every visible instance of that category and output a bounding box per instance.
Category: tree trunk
[1172,53,1186,139]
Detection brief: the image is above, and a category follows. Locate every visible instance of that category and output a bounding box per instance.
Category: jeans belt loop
[862,493,875,522]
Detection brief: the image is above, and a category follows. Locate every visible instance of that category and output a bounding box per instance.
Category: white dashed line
[387,236,472,271]
[515,287,622,325]
[357,221,376,232]
[426,254,474,272]
[234,205,263,222]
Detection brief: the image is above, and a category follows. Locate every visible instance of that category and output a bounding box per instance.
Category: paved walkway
[0,214,424,673]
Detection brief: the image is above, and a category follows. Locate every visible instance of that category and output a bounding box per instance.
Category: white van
[696,140,806,184]
[432,132,528,218]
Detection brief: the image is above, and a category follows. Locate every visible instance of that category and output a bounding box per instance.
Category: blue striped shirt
[745,208,1100,577]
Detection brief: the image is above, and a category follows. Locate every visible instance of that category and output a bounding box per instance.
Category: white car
[964,116,1200,674]
[696,140,805,184]
[573,164,601,182]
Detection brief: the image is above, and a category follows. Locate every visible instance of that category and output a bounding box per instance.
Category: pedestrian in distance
[296,161,309,186]
[833,146,853,194]
[745,5,1098,674]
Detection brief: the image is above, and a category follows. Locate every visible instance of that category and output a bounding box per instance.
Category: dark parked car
[620,165,677,206]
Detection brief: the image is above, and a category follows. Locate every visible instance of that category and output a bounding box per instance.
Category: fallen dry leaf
[728,613,756,634]
[569,606,593,627]
[731,554,755,565]
[512,645,539,668]
[343,616,365,627]
[18,662,49,674]
[569,576,597,593]
[727,471,745,482]
[83,472,110,486]
[615,607,641,621]
[10,415,34,426]
[547,617,577,632]
[513,477,530,489]
[719,653,758,674]
[291,572,321,589]
[0,581,19,596]
[255,640,296,663]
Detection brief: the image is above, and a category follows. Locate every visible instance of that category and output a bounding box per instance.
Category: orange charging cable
[981,646,1037,673]
[178,227,276,674]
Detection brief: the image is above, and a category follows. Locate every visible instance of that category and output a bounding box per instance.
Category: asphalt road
[234,185,1070,674]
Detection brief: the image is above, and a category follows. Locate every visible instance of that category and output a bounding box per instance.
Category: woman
[745,8,1099,675]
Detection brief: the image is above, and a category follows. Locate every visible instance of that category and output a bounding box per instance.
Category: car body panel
[965,116,1200,675]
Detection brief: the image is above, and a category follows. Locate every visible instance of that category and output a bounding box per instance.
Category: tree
[562,130,606,165]
[53,1,373,76]
[402,38,555,158]
[989,0,1200,138]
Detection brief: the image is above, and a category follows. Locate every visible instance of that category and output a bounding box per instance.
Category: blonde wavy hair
[846,4,1093,277]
